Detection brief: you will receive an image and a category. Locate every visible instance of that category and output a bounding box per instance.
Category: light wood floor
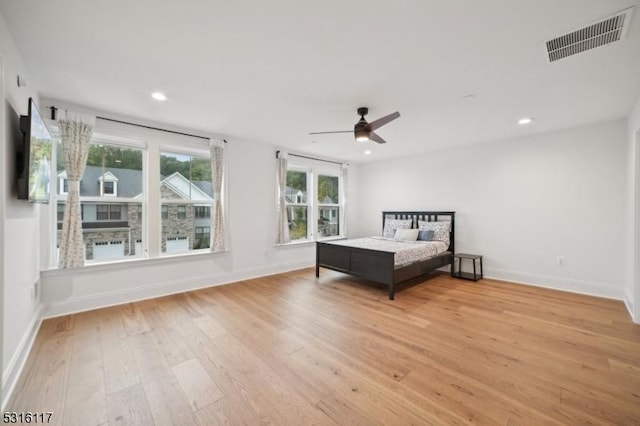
[7,268,640,425]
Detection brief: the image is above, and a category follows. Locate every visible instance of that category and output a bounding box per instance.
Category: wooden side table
[451,253,483,281]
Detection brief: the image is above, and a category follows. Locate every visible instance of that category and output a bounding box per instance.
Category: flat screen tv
[17,98,53,203]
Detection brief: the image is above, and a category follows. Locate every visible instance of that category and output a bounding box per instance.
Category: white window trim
[284,159,345,244]
[158,150,215,257]
[46,112,227,270]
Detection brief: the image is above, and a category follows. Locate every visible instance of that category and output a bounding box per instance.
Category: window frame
[284,159,344,243]
[159,148,215,256]
[47,116,226,269]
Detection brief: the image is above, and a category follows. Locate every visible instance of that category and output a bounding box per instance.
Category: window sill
[275,235,345,248]
[42,248,229,277]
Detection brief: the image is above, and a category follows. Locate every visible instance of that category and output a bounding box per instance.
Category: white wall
[0,12,45,408]
[355,120,628,301]
[627,94,640,322]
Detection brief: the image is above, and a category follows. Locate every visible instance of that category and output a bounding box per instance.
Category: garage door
[93,240,124,260]
[166,236,189,253]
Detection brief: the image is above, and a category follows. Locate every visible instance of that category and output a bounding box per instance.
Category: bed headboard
[382,211,456,254]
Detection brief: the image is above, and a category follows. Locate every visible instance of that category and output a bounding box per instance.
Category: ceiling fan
[309,107,400,144]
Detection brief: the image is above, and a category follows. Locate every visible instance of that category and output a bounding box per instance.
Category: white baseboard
[484,267,625,300]
[42,260,313,319]
[2,303,43,411]
[623,288,637,323]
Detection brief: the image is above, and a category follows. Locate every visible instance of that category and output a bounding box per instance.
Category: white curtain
[341,163,349,237]
[210,139,226,252]
[276,152,290,244]
[58,112,95,268]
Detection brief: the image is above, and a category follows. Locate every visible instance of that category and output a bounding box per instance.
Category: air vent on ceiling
[546,7,634,62]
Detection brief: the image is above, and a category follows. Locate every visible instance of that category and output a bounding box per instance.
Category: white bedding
[323,236,449,268]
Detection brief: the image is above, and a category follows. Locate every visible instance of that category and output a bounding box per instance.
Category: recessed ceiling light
[151,92,167,101]
[518,117,533,125]
[364,150,372,155]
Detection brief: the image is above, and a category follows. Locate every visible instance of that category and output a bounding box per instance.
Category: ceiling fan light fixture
[355,127,369,141]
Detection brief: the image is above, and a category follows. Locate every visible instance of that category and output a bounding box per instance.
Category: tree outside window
[286,169,308,240]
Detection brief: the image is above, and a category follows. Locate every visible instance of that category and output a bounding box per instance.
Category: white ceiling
[2,0,640,163]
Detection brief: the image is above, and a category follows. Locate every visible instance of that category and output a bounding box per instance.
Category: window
[194,226,211,249]
[194,206,210,218]
[96,204,122,220]
[285,169,308,240]
[317,175,340,237]
[160,151,213,254]
[177,205,187,219]
[284,161,343,242]
[51,118,224,268]
[103,181,114,195]
[57,172,69,195]
[96,204,108,220]
[56,140,144,263]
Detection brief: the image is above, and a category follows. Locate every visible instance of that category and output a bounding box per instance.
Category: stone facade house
[57,166,213,261]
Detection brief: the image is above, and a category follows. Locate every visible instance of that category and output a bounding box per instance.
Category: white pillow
[394,228,419,241]
[418,220,451,245]
[383,218,412,238]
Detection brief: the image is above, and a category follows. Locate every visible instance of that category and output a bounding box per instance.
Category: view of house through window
[318,175,340,237]
[160,151,213,253]
[285,162,342,241]
[56,142,144,262]
[286,169,308,240]
[52,125,223,267]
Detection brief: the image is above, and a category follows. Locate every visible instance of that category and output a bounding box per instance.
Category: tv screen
[17,98,53,203]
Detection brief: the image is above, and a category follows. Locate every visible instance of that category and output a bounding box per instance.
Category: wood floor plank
[128,331,196,425]
[106,383,155,426]
[99,306,141,395]
[61,310,108,426]
[7,316,76,425]
[171,358,224,412]
[6,270,640,425]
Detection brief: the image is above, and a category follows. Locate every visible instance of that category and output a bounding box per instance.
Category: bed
[315,211,455,300]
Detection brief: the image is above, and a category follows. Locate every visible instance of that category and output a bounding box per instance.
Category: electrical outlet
[557,256,565,266]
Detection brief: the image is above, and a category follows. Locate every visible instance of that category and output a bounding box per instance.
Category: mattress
[323,236,449,268]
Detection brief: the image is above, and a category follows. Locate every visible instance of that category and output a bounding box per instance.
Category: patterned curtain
[210,139,226,252]
[276,152,290,244]
[58,112,95,268]
[341,163,349,237]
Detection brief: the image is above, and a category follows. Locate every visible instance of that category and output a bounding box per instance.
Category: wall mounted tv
[16,98,53,203]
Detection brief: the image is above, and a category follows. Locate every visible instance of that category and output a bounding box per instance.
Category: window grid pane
[160,151,213,254]
[57,143,145,263]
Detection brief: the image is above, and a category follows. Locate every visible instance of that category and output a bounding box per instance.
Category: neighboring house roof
[58,165,213,200]
[285,186,306,203]
[193,181,214,197]
[161,172,212,201]
[72,165,142,197]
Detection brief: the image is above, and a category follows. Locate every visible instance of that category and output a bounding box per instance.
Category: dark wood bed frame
[316,211,455,300]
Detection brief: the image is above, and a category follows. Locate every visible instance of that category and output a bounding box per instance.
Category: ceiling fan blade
[368,111,400,131]
[369,131,387,144]
[308,130,352,135]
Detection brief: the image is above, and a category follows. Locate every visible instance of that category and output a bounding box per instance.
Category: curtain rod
[49,106,226,143]
[276,150,346,166]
